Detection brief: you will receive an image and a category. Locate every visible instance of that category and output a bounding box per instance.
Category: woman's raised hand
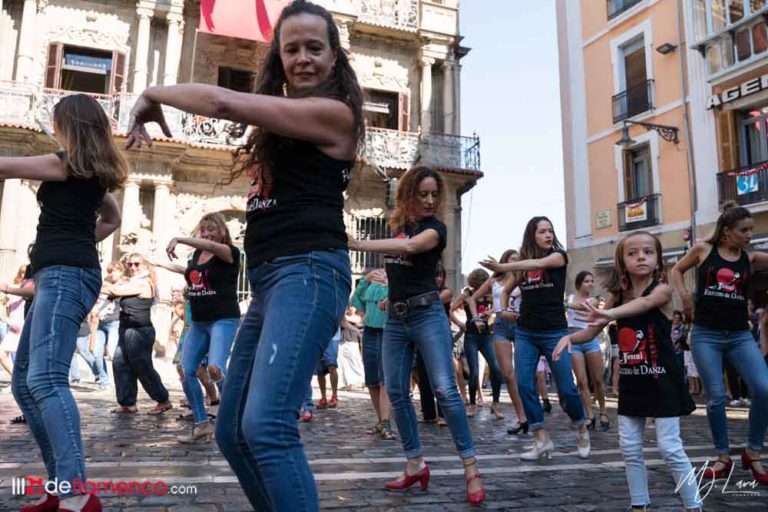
[125,94,173,149]
[479,256,500,273]
[577,301,613,327]
[552,335,572,361]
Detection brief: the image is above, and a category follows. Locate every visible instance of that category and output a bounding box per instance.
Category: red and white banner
[199,0,288,43]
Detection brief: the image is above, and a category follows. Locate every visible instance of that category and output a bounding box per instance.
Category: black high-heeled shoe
[587,415,597,431]
[542,399,552,414]
[507,421,529,435]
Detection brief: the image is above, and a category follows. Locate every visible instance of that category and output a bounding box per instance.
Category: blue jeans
[362,326,385,386]
[515,327,586,432]
[464,332,502,404]
[619,415,702,509]
[691,326,768,453]
[11,265,101,498]
[69,332,107,385]
[100,320,120,359]
[215,250,350,512]
[383,300,475,460]
[180,318,238,423]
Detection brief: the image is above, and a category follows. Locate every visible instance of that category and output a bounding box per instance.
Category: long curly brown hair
[388,166,445,230]
[230,0,365,184]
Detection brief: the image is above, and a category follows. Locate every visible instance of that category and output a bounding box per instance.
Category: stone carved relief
[352,53,409,92]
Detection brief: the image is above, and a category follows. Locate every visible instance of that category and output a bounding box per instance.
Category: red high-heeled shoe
[702,457,733,479]
[384,465,430,491]
[58,493,102,512]
[466,472,485,505]
[19,492,58,512]
[741,451,768,485]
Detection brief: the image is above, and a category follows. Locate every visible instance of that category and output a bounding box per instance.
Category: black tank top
[244,140,353,266]
[694,246,750,331]
[616,283,695,418]
[119,296,153,328]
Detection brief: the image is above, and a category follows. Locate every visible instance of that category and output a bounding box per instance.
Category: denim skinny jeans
[619,415,702,509]
[515,327,586,432]
[383,300,476,460]
[180,318,238,423]
[11,265,101,498]
[691,326,768,454]
[464,332,502,404]
[215,250,350,512]
[70,331,107,384]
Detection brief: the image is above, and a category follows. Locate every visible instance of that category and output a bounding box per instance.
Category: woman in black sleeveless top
[125,3,363,510]
[671,203,768,485]
[105,253,171,416]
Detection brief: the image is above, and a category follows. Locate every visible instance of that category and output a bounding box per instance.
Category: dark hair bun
[721,200,740,212]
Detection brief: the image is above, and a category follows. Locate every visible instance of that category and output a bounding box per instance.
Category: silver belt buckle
[392,302,408,315]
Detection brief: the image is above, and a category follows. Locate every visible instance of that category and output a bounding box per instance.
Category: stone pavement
[0,359,766,511]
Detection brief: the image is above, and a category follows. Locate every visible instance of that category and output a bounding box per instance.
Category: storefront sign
[595,208,611,229]
[625,198,648,223]
[737,172,759,195]
[707,74,768,109]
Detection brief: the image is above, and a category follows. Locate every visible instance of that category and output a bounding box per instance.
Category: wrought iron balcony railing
[717,160,768,207]
[612,79,654,124]
[617,193,661,232]
[607,0,643,20]
[0,83,481,173]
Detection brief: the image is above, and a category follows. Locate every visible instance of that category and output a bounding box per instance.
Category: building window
[607,0,643,20]
[218,67,254,93]
[45,44,125,94]
[729,0,745,22]
[612,36,652,123]
[623,144,653,200]
[364,89,400,130]
[739,108,768,166]
[736,27,752,60]
[349,216,391,274]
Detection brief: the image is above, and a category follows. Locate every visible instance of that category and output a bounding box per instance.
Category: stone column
[151,181,173,350]
[442,58,455,136]
[453,61,462,135]
[133,7,154,93]
[163,13,184,86]
[420,56,435,134]
[121,180,141,237]
[0,179,21,280]
[152,182,171,244]
[14,0,37,83]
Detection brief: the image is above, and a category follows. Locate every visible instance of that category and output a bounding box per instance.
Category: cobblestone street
[0,360,765,511]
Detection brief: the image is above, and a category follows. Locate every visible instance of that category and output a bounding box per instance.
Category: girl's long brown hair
[230,0,365,184]
[53,94,128,191]
[389,166,445,230]
[705,200,752,246]
[604,230,664,300]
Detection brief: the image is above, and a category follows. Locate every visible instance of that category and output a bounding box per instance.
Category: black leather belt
[390,291,440,316]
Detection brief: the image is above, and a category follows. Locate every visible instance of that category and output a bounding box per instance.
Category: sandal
[10,414,26,424]
[147,401,173,415]
[111,406,138,414]
[379,420,397,440]
[599,413,610,431]
[366,421,382,435]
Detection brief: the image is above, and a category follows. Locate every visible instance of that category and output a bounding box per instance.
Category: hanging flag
[199,0,287,43]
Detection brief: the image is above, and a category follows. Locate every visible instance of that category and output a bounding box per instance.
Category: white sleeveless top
[566,294,590,330]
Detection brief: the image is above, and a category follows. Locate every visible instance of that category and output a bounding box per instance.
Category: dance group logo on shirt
[618,324,665,378]
[246,163,277,212]
[187,268,216,298]
[383,232,413,267]
[520,269,553,291]
[703,266,746,301]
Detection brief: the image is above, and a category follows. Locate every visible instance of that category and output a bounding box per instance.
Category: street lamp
[615,120,680,147]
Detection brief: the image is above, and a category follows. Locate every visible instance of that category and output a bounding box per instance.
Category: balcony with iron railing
[717,160,768,207]
[607,0,643,20]
[0,82,481,174]
[617,193,661,231]
[359,0,419,32]
[612,79,654,124]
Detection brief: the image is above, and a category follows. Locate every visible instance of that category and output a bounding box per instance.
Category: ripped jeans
[383,300,475,460]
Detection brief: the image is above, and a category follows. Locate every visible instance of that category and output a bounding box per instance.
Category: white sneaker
[577,429,591,459]
[520,438,554,460]
[730,399,741,407]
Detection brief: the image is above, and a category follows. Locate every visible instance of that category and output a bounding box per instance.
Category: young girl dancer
[349,166,485,505]
[6,93,125,512]
[468,250,528,432]
[126,2,362,509]
[671,203,768,485]
[164,212,240,443]
[481,216,589,460]
[567,271,609,430]
[555,231,701,511]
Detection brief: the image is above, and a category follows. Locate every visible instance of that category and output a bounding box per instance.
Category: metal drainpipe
[676,0,698,245]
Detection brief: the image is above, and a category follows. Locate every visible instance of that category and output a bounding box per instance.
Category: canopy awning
[199,0,287,43]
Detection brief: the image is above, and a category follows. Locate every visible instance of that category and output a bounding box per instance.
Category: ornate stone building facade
[0,0,481,341]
